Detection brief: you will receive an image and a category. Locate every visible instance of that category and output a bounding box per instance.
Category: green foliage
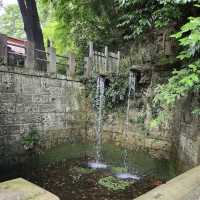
[22,129,40,151]
[117,0,183,40]
[86,75,129,113]
[39,0,122,75]
[171,16,200,60]
[57,64,67,75]
[42,0,121,55]
[98,176,131,191]
[153,4,181,28]
[0,4,25,39]
[153,12,200,126]
[154,63,200,107]
[105,76,129,112]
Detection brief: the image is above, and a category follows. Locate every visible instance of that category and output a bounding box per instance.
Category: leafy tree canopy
[0,4,25,39]
[41,0,122,55]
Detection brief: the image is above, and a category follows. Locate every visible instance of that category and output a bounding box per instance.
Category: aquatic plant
[98,176,131,191]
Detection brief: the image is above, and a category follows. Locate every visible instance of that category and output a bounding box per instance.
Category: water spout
[88,76,107,169]
[116,71,139,180]
[123,71,136,167]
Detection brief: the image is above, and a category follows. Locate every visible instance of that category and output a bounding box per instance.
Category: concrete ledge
[134,165,200,200]
[0,178,60,200]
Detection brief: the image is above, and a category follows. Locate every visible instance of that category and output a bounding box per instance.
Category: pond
[0,143,177,200]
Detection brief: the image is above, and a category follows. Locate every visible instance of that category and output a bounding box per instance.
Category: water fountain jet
[115,71,140,180]
[88,75,107,169]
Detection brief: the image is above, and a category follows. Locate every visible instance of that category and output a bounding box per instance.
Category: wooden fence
[0,34,121,79]
[85,41,120,77]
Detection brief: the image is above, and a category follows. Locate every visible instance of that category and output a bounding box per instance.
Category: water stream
[89,76,107,169]
[116,71,138,179]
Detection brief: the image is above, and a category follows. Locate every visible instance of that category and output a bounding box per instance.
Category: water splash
[88,162,107,169]
[116,173,140,180]
[89,76,107,169]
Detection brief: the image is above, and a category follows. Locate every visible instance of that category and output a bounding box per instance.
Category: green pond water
[0,143,177,200]
[38,143,177,180]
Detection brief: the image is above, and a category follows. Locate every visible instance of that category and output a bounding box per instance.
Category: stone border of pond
[0,178,60,200]
[134,165,200,200]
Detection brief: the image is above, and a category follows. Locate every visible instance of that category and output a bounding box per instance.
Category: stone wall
[85,67,173,159]
[99,70,172,159]
[0,66,87,167]
[90,25,199,166]
[171,93,200,171]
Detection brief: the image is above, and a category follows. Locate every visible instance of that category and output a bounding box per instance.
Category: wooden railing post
[25,41,35,69]
[105,46,109,74]
[68,53,76,78]
[117,51,120,74]
[86,41,94,77]
[47,47,56,74]
[0,34,8,65]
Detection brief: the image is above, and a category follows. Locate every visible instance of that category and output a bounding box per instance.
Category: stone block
[0,178,60,200]
[0,114,18,125]
[22,82,40,95]
[0,103,15,113]
[0,125,21,136]
[15,103,39,113]
[151,139,171,151]
[19,113,43,124]
[144,138,154,148]
[49,87,66,97]
[41,113,66,130]
[32,95,50,104]
[16,94,33,104]
[47,79,61,88]
[0,93,17,103]
[0,84,15,93]
[39,104,56,113]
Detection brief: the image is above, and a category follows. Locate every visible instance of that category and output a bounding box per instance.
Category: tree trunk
[17,0,47,71]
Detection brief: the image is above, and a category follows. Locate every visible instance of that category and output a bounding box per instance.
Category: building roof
[7,36,27,55]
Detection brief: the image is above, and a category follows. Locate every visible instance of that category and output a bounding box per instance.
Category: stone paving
[0,178,60,200]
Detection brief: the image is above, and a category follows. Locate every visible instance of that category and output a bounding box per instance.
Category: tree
[0,4,25,39]
[17,0,46,71]
[42,0,122,53]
